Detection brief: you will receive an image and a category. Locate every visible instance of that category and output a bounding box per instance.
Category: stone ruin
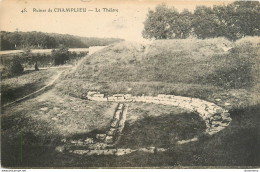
[57,91,232,156]
[84,91,232,136]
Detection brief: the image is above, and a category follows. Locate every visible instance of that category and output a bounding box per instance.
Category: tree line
[1,46,89,78]
[0,31,123,50]
[142,1,260,40]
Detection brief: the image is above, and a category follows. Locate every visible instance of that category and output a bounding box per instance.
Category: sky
[0,0,232,41]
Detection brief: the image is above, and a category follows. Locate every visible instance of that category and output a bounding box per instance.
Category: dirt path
[2,69,65,108]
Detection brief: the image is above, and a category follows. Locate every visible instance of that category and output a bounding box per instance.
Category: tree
[22,49,39,71]
[0,31,122,50]
[142,1,260,40]
[212,5,231,38]
[192,6,220,39]
[6,55,24,76]
[142,4,179,39]
[0,32,12,50]
[9,32,21,49]
[175,9,193,38]
[227,1,260,39]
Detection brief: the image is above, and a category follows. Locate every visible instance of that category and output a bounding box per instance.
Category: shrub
[4,56,24,77]
[51,46,70,65]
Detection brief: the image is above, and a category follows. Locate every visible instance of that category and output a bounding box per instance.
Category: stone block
[108,97,117,101]
[70,140,78,144]
[89,97,107,101]
[87,91,99,96]
[107,128,116,136]
[84,138,94,144]
[222,118,231,123]
[111,119,119,128]
[211,121,222,126]
[96,134,106,140]
[222,112,230,118]
[115,149,134,156]
[157,94,166,98]
[215,107,224,114]
[117,104,124,110]
[213,115,222,121]
[113,94,124,97]
[92,93,105,98]
[115,111,121,120]
[77,140,84,145]
[40,107,48,111]
[124,94,132,99]
[117,97,125,101]
[118,119,125,127]
[105,136,114,144]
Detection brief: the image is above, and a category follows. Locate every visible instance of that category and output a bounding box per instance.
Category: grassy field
[1,37,260,168]
[118,102,205,149]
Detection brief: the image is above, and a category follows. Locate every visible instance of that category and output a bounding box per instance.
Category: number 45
[21,8,27,13]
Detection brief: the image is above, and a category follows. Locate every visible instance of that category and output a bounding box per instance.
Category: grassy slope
[1,68,61,105]
[57,37,260,110]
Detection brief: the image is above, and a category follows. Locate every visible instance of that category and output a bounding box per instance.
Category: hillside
[56,36,260,110]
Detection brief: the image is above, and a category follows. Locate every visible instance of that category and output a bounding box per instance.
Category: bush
[4,57,24,77]
[51,46,70,65]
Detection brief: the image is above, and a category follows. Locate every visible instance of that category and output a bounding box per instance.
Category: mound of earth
[55,37,260,109]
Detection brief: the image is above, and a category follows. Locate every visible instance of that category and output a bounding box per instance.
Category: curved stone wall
[85,92,232,136]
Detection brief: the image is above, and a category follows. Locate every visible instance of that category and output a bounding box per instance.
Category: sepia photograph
[0,0,259,169]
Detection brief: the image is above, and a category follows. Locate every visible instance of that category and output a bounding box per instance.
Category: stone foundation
[58,91,232,156]
[85,91,232,136]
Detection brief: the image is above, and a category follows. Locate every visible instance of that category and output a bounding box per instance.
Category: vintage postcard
[0,0,259,170]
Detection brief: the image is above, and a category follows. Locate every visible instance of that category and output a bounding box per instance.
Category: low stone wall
[69,147,167,156]
[104,103,128,144]
[60,103,128,152]
[85,92,232,136]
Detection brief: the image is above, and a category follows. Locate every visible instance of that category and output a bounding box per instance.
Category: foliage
[51,46,70,65]
[142,4,193,39]
[192,6,220,39]
[3,55,24,77]
[142,1,260,40]
[0,31,123,50]
[1,49,88,79]
[142,4,180,39]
